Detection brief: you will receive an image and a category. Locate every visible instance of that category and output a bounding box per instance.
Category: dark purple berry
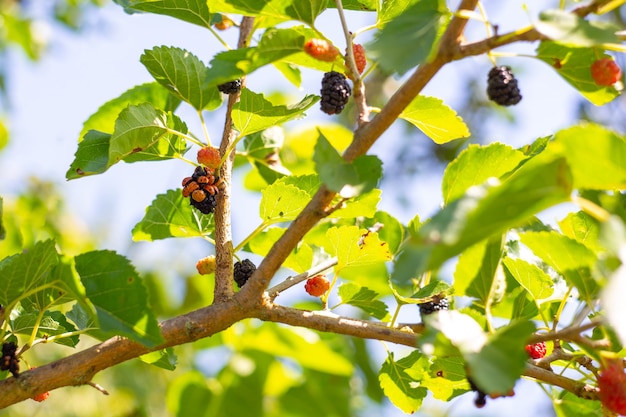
[218,80,242,94]
[234,259,256,288]
[1,341,19,378]
[320,71,351,115]
[487,66,522,106]
[418,295,449,318]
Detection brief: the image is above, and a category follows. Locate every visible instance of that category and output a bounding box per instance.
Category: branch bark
[214,16,255,302]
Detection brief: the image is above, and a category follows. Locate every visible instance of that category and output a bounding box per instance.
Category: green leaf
[132,189,214,241]
[554,124,626,189]
[232,323,354,375]
[453,235,504,305]
[379,351,428,413]
[140,348,178,371]
[554,391,603,417]
[519,231,598,300]
[0,240,59,307]
[259,179,311,223]
[370,0,449,75]
[79,82,180,140]
[314,131,383,198]
[502,257,554,302]
[392,153,572,285]
[442,143,526,204]
[233,89,318,137]
[421,356,468,401]
[535,10,621,47]
[206,28,306,86]
[74,250,164,347]
[536,42,620,105]
[0,197,5,241]
[141,46,222,111]
[66,130,111,180]
[362,211,404,255]
[324,225,392,272]
[248,227,313,273]
[398,95,470,144]
[12,311,79,347]
[209,0,326,25]
[558,211,602,252]
[337,282,389,320]
[465,320,535,395]
[109,103,187,164]
[115,0,212,28]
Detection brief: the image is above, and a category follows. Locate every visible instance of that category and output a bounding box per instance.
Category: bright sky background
[0,1,593,415]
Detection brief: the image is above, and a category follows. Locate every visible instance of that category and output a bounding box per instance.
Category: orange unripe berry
[590,58,622,86]
[304,39,340,62]
[196,255,217,275]
[197,146,221,170]
[304,275,330,297]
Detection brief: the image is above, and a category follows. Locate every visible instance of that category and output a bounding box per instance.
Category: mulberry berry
[525,341,547,359]
[320,71,351,115]
[590,58,622,86]
[1,341,19,378]
[182,166,220,214]
[196,255,217,275]
[197,146,221,170]
[597,359,626,415]
[304,38,340,62]
[487,66,522,106]
[304,275,330,297]
[234,259,256,288]
[468,378,488,408]
[32,391,50,402]
[218,80,242,94]
[418,295,449,318]
[345,44,366,79]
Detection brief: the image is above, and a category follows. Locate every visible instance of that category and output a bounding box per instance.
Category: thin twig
[267,257,339,300]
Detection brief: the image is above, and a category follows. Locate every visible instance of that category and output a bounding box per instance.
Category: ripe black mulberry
[234,259,256,288]
[418,295,449,318]
[218,80,242,94]
[320,71,351,115]
[1,341,19,377]
[487,66,522,106]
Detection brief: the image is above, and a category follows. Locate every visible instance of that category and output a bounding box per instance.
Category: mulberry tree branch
[213,16,255,302]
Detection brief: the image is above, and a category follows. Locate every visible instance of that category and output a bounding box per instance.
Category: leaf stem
[233,221,270,254]
[198,110,212,146]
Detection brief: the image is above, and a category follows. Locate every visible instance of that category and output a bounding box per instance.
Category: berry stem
[197,110,212,147]
[165,128,205,148]
[233,221,271,254]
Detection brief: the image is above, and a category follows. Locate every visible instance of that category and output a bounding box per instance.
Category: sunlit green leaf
[554,391,603,417]
[453,235,504,305]
[114,0,212,28]
[399,95,469,144]
[337,282,389,320]
[66,130,111,180]
[132,189,214,241]
[109,103,188,164]
[0,240,59,307]
[503,257,554,302]
[442,143,526,204]
[324,225,391,272]
[141,46,222,111]
[379,351,428,413]
[392,153,572,287]
[140,348,178,371]
[247,227,313,273]
[259,179,311,223]
[233,89,318,137]
[554,124,626,189]
[206,0,325,25]
[74,250,163,347]
[421,356,468,401]
[558,211,602,252]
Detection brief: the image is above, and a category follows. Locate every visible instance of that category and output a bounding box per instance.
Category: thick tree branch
[214,16,255,302]
[0,301,249,409]
[254,303,421,348]
[523,363,600,401]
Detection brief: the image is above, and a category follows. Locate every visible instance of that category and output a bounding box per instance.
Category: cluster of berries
[1,341,19,378]
[234,259,256,288]
[182,166,220,214]
[417,294,449,319]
